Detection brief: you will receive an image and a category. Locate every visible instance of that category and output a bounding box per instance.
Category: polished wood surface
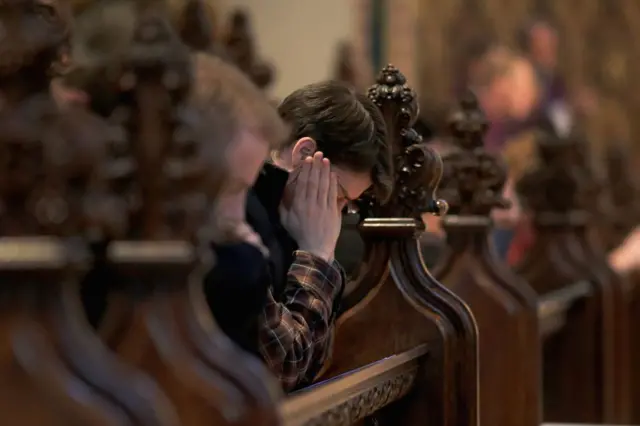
[1,1,638,424]
[433,92,541,426]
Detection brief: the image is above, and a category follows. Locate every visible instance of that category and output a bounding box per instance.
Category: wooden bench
[2,1,638,425]
[431,92,541,426]
[515,134,631,424]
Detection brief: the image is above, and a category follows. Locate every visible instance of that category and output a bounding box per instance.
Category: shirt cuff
[291,250,344,301]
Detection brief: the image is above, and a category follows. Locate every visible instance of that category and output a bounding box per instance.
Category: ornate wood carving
[565,137,632,422]
[178,0,230,59]
[180,0,215,51]
[321,65,479,426]
[223,10,274,90]
[515,133,627,423]
[282,345,426,426]
[595,143,640,251]
[72,1,282,425]
[0,0,175,425]
[431,92,541,426]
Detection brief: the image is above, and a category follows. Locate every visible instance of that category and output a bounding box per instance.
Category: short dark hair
[277,80,392,202]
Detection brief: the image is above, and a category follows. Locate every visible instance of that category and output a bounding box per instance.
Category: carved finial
[73,0,204,240]
[517,133,586,224]
[367,65,417,141]
[180,0,214,51]
[438,91,509,216]
[0,0,71,79]
[0,0,97,237]
[224,9,274,89]
[366,64,448,219]
[447,91,489,150]
[606,144,640,211]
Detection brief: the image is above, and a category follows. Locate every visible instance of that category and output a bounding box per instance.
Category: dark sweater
[205,163,298,355]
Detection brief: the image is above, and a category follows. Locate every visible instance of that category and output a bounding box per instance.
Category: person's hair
[464,37,497,66]
[276,80,393,202]
[516,18,556,54]
[189,53,289,197]
[468,45,514,91]
[190,52,288,150]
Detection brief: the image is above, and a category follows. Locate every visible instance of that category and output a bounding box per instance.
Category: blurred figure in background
[499,56,544,263]
[518,19,566,112]
[466,43,514,153]
[463,44,529,258]
[518,18,597,132]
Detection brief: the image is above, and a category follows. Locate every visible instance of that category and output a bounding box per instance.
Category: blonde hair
[469,45,514,90]
[189,53,289,197]
[190,52,288,149]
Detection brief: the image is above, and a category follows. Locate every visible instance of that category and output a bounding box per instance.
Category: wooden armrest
[538,281,591,337]
[279,344,428,426]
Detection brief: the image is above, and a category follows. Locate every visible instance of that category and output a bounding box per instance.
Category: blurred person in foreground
[63,0,366,394]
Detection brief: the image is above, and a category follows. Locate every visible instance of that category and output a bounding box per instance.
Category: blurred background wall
[218,0,359,99]
[215,0,640,159]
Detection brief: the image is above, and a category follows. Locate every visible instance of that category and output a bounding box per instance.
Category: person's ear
[290,137,317,168]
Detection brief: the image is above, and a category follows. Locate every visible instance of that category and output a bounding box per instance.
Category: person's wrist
[297,244,334,263]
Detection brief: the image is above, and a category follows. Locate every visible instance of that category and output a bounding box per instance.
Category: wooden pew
[596,143,640,424]
[432,92,541,426]
[0,1,177,425]
[594,144,640,252]
[223,9,274,91]
[514,133,630,424]
[71,2,283,426]
[319,65,480,426]
[281,345,428,425]
[179,0,217,53]
[569,138,632,423]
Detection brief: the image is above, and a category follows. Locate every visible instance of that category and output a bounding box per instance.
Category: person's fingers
[317,158,331,205]
[306,152,323,202]
[294,157,312,204]
[328,171,338,211]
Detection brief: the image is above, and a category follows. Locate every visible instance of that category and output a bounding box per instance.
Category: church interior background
[213,0,640,166]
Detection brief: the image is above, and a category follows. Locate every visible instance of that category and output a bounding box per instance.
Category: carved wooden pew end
[319,64,479,426]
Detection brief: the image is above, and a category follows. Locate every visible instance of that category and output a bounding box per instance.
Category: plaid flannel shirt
[258,250,344,391]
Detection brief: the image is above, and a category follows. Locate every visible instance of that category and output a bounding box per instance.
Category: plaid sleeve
[257,250,344,391]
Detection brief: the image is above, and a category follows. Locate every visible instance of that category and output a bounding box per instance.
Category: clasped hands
[211,152,342,263]
[279,152,342,263]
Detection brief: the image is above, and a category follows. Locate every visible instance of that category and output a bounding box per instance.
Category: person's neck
[270,150,294,172]
[253,162,290,218]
